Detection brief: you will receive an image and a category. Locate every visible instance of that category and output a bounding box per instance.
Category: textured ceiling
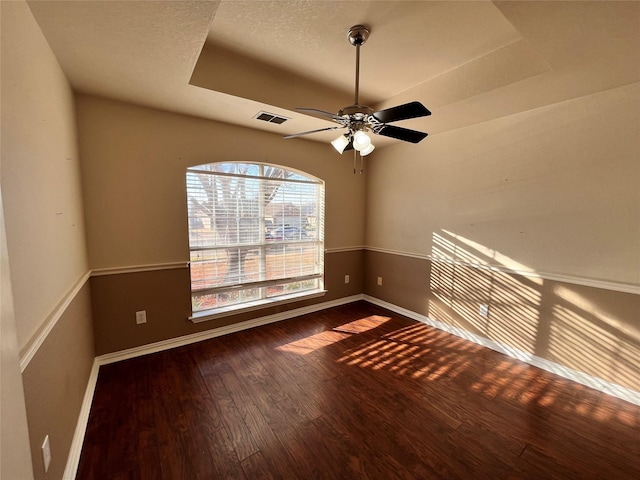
[26,1,640,149]
[203,1,522,103]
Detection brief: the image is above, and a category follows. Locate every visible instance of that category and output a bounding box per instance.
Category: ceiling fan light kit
[285,25,431,170]
[360,143,375,156]
[352,130,372,151]
[331,134,351,154]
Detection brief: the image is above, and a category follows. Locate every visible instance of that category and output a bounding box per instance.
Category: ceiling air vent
[254,111,289,125]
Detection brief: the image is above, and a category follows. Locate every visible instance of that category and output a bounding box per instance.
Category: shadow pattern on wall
[428,229,639,393]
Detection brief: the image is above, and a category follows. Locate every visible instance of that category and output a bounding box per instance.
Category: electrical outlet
[42,435,51,473]
[479,304,489,317]
[136,310,147,324]
[377,276,383,286]
[344,274,350,284]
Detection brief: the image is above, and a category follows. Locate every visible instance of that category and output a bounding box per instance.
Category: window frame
[186,162,326,322]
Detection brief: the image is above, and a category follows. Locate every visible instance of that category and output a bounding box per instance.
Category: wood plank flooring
[76,301,640,479]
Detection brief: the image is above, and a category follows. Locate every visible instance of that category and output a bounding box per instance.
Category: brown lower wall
[90,246,638,391]
[91,250,364,355]
[21,281,95,480]
[365,249,640,392]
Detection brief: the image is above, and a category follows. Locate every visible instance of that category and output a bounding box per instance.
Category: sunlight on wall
[427,228,640,394]
[550,285,639,391]
[430,230,542,353]
[437,230,540,276]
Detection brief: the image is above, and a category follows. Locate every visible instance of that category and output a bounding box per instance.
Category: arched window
[186,162,325,319]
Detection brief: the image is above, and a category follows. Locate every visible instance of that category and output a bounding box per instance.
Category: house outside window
[186,162,325,317]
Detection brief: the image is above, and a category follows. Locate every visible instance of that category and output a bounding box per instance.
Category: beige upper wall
[76,94,366,270]
[1,191,34,480]
[1,0,89,349]
[366,82,640,286]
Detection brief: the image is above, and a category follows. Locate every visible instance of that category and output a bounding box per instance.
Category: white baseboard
[363,295,640,407]
[97,294,364,366]
[63,359,100,480]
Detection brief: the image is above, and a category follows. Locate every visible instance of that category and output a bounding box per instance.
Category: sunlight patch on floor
[275,315,392,355]
[275,330,350,355]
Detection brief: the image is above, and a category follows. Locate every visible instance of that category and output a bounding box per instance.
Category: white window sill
[189,289,327,323]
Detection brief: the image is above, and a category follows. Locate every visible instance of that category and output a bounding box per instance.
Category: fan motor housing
[339,104,373,118]
[283,23,429,145]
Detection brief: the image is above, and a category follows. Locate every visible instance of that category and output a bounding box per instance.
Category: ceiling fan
[284,25,431,168]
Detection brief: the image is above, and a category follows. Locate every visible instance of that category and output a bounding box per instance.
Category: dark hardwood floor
[76,301,639,479]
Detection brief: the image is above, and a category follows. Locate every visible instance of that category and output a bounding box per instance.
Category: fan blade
[297,108,344,123]
[284,126,341,139]
[376,125,428,143]
[372,101,431,123]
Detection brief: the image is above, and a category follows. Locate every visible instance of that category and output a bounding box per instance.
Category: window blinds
[186,163,324,312]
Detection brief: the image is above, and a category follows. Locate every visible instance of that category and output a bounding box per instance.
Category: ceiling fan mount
[347,24,370,46]
[285,24,431,163]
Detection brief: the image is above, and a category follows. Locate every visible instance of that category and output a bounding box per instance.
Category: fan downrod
[283,23,430,149]
[347,25,370,46]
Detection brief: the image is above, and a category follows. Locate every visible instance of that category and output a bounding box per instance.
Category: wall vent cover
[254,111,289,124]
